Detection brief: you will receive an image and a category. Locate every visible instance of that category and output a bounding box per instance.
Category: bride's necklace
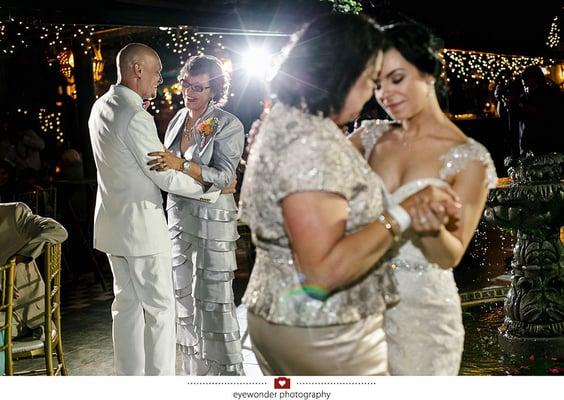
[397,130,411,149]
[397,127,421,149]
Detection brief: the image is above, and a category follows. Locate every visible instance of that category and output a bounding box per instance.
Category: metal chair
[2,243,68,375]
[0,257,16,375]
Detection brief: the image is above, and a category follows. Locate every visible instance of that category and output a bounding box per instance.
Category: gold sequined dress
[239,103,399,375]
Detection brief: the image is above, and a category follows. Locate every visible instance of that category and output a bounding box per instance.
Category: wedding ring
[419,216,428,224]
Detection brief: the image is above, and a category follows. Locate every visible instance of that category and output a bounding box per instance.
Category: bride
[350,22,497,375]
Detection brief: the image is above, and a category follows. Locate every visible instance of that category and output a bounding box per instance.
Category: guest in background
[0,160,16,203]
[148,54,245,376]
[89,43,225,376]
[13,129,45,172]
[517,65,564,155]
[493,75,523,162]
[0,202,68,367]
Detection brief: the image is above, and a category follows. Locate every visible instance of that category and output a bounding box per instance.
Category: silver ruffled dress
[164,103,245,375]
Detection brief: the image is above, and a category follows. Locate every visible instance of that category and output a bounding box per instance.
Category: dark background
[0,0,561,295]
[0,0,562,189]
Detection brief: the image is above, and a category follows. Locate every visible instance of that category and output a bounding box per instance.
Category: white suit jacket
[88,84,220,257]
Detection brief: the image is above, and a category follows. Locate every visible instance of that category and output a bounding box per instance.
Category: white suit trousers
[107,252,175,375]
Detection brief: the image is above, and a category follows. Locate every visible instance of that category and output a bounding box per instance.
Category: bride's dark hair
[382,21,444,79]
[382,21,447,103]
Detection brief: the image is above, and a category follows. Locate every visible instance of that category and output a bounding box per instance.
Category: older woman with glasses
[148,55,245,375]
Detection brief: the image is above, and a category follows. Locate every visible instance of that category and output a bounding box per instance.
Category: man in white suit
[88,43,226,376]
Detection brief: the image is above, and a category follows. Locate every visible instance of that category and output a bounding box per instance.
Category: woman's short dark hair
[269,13,385,117]
[178,55,230,107]
[383,22,444,79]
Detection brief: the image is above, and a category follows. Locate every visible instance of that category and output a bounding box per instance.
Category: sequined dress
[360,120,498,375]
[239,103,399,375]
[164,104,245,375]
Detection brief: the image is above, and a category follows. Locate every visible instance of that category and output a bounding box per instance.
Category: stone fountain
[483,152,564,359]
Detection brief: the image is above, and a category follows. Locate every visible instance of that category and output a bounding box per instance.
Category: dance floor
[14,259,554,376]
[11,269,263,376]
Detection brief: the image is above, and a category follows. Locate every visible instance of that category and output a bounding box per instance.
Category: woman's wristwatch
[181,160,191,173]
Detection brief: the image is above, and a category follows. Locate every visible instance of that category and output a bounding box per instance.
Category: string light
[1,17,98,55]
[38,108,64,143]
[1,18,17,54]
[165,26,225,61]
[443,49,551,84]
[546,15,560,49]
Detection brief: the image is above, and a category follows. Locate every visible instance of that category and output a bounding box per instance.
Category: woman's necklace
[182,116,195,142]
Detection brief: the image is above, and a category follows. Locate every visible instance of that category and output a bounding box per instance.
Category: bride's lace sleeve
[439,138,498,189]
[358,119,391,161]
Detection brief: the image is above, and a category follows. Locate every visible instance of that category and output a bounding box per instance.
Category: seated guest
[0,202,68,368]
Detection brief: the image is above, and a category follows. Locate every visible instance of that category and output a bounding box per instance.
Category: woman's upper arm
[200,118,245,186]
[215,118,245,161]
[282,191,348,277]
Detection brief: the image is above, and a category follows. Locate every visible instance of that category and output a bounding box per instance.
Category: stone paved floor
[12,271,262,376]
[10,247,523,377]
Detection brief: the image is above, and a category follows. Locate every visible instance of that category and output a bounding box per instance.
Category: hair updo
[383,21,444,79]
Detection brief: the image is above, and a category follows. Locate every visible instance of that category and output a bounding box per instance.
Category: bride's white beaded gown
[360,120,497,375]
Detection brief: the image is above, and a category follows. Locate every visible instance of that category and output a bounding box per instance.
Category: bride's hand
[400,185,462,234]
[147,149,183,172]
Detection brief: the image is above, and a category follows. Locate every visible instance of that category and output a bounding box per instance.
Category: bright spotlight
[241,47,272,78]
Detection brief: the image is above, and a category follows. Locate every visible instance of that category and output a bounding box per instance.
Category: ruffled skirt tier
[169,200,244,376]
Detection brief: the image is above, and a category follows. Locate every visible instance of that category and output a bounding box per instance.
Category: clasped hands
[147,150,237,194]
[400,185,462,235]
[148,149,184,172]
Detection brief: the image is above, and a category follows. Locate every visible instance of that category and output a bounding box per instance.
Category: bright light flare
[240,46,272,78]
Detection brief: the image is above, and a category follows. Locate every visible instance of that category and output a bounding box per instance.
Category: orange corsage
[196,117,219,138]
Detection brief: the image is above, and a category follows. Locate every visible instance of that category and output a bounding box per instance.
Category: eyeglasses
[179,79,210,93]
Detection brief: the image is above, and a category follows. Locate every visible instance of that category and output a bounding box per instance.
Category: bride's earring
[427,79,436,97]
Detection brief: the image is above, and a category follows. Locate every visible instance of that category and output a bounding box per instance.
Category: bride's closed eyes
[374,71,406,91]
[390,73,405,85]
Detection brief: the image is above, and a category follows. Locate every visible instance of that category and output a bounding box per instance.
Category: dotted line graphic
[185,382,378,386]
[296,382,378,385]
[186,382,267,385]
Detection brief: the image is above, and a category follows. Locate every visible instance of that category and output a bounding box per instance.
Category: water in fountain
[460,303,564,375]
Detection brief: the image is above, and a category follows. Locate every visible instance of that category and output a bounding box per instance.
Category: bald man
[88,43,224,375]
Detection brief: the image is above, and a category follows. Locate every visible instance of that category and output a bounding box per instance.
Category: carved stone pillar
[483,152,564,358]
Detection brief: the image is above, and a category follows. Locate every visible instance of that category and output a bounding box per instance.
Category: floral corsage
[196,117,219,147]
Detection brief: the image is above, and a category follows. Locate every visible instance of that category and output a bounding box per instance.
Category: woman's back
[240,103,397,327]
